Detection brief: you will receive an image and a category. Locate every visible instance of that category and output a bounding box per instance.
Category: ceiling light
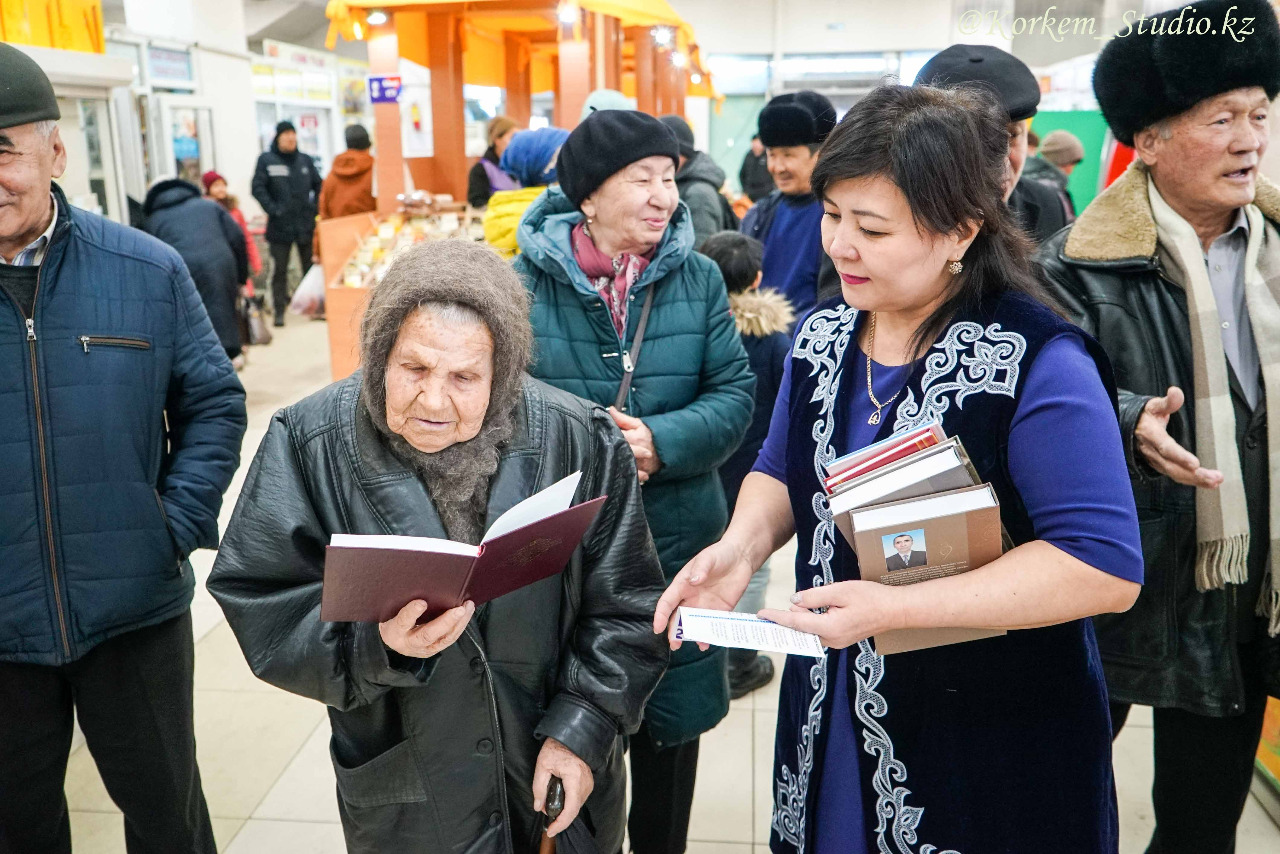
[652,26,673,47]
[366,9,388,26]
[671,52,687,68]
[557,3,579,24]
[353,21,364,39]
[691,72,702,84]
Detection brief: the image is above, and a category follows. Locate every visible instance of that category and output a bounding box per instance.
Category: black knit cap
[659,114,696,159]
[556,110,680,209]
[757,90,836,148]
[0,43,61,130]
[1093,0,1280,146]
[276,120,296,136]
[915,44,1040,122]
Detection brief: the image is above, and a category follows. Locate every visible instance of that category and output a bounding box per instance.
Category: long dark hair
[810,84,1061,359]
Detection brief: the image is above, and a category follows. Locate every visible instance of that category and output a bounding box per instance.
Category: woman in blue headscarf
[484,127,570,258]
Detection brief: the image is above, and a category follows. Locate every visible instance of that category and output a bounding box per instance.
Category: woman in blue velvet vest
[655,85,1145,853]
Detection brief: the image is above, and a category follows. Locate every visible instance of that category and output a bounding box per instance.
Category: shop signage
[368,75,403,104]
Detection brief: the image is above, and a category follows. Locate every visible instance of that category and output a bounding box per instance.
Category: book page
[675,607,825,657]
[482,471,584,543]
[328,533,478,558]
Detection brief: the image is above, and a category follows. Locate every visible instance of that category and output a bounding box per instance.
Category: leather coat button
[470,657,483,675]
[489,811,502,827]
[1246,437,1259,450]
[477,738,494,755]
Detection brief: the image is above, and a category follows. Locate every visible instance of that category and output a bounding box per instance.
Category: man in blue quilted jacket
[0,45,246,854]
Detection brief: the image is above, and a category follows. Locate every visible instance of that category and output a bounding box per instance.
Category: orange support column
[631,27,656,116]
[602,17,621,90]
[556,40,590,128]
[427,12,467,201]
[368,20,405,215]
[504,32,532,126]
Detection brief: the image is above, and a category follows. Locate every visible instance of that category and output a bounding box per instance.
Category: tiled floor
[63,314,1280,853]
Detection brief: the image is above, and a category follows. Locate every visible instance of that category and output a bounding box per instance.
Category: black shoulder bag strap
[613,283,656,411]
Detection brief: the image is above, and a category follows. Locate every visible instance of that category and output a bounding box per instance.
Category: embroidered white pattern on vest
[892,322,1025,433]
[782,314,1025,854]
[772,304,856,850]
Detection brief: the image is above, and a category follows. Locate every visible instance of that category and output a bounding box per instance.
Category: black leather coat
[208,374,669,853]
[1038,162,1275,716]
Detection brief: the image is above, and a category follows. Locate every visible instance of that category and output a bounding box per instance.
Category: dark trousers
[1111,636,1270,854]
[627,724,700,854]
[267,236,313,319]
[0,612,215,854]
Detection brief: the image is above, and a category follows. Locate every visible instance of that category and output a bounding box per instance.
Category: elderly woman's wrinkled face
[581,155,678,253]
[384,308,494,454]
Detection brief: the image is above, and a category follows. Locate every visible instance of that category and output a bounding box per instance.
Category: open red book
[320,473,606,623]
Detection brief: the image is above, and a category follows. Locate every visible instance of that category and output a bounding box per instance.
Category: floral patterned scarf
[571,221,652,338]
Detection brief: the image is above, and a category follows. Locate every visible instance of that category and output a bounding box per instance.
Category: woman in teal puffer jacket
[513,109,754,854]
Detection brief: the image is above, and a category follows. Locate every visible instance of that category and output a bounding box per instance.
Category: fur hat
[757,90,837,148]
[915,44,1039,122]
[1093,0,1280,146]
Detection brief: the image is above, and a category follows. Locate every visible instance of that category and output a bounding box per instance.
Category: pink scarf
[571,221,652,338]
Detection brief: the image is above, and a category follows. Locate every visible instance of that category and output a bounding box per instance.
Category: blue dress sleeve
[1007,334,1144,583]
[751,342,794,483]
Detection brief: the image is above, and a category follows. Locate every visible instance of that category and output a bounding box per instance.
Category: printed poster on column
[398,58,433,158]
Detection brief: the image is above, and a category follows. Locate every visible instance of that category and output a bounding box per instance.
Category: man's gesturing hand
[1135,387,1224,489]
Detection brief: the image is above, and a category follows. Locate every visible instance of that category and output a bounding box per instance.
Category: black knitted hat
[276,120,296,136]
[556,110,680,209]
[658,114,696,159]
[1093,0,1280,146]
[915,44,1040,122]
[0,43,60,130]
[757,90,836,148]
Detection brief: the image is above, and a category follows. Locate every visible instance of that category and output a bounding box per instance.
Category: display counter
[315,204,475,381]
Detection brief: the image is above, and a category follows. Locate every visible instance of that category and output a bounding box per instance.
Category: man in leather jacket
[1038,3,1280,851]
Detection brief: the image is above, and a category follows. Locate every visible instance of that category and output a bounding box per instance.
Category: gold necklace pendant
[864,312,901,426]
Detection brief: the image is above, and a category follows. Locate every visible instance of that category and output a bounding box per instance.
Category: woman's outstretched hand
[653,540,755,650]
[759,581,903,650]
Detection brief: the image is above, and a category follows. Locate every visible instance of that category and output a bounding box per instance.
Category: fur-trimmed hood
[1062,158,1280,264]
[729,287,794,338]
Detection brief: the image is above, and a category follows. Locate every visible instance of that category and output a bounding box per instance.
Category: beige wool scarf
[1149,180,1280,635]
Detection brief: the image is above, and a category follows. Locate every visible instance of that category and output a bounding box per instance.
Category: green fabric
[514,188,755,745]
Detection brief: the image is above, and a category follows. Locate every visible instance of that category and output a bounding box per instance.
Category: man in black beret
[251,119,323,326]
[916,43,1068,245]
[1039,2,1280,851]
[0,43,244,854]
[740,90,843,316]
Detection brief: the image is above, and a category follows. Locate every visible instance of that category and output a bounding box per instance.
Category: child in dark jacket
[701,231,794,699]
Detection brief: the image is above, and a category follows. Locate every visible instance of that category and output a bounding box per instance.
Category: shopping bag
[289,264,326,317]
[241,295,273,346]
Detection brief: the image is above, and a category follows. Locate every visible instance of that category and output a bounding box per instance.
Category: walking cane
[538,776,565,854]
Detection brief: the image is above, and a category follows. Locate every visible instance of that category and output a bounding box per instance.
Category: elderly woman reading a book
[656,85,1144,853]
[208,239,667,854]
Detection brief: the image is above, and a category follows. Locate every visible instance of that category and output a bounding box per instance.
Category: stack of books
[824,422,1006,654]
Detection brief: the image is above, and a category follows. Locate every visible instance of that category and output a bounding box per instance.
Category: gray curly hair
[359,238,533,542]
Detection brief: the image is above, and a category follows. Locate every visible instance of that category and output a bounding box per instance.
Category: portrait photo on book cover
[883,529,927,572]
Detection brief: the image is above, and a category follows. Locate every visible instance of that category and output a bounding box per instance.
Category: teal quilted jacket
[514,188,755,746]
